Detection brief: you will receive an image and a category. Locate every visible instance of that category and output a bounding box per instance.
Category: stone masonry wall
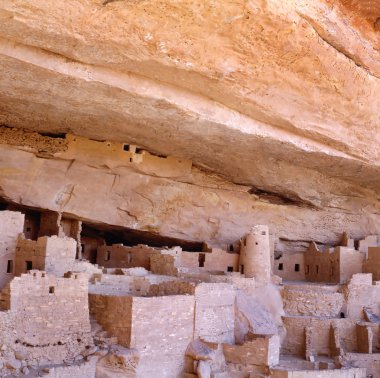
[131,295,195,378]
[89,292,195,377]
[194,283,236,344]
[223,335,280,367]
[0,271,92,372]
[9,271,90,346]
[15,236,76,277]
[282,286,344,317]
[96,244,158,270]
[0,211,24,289]
[363,247,380,281]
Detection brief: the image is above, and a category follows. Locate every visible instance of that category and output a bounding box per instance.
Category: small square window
[49,286,55,294]
[227,266,233,272]
[25,261,33,271]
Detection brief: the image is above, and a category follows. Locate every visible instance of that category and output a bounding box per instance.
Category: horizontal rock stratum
[0,0,379,251]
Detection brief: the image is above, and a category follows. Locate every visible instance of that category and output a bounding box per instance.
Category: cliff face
[0,1,379,252]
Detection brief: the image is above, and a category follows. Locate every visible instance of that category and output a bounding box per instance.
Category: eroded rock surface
[0,1,379,251]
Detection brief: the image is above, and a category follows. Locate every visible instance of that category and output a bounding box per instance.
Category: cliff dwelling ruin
[0,1,380,377]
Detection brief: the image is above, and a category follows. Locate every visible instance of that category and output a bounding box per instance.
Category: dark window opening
[295,264,300,272]
[26,227,31,232]
[6,260,13,274]
[49,286,55,294]
[198,253,206,268]
[354,239,360,250]
[316,265,319,274]
[261,231,266,235]
[340,312,345,319]
[104,251,111,261]
[278,263,283,271]
[227,266,233,272]
[25,261,33,271]
[129,158,133,163]
[135,148,143,154]
[255,242,258,245]
[229,244,234,252]
[240,265,245,275]
[123,144,130,151]
[39,132,66,139]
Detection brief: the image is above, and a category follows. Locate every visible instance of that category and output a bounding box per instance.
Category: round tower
[239,225,271,283]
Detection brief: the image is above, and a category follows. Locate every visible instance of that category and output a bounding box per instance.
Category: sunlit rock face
[0,0,379,252]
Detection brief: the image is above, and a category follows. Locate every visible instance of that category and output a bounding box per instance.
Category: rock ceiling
[0,0,379,249]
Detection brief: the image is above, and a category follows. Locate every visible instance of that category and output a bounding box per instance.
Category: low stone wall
[282,286,344,317]
[271,367,366,378]
[223,335,280,367]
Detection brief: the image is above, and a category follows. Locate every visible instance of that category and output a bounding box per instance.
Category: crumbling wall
[148,280,195,296]
[223,334,280,367]
[89,272,179,296]
[89,294,133,346]
[282,286,344,317]
[271,367,366,377]
[343,274,380,320]
[342,353,380,377]
[0,126,68,154]
[282,317,333,357]
[194,283,236,344]
[150,249,180,276]
[0,211,24,288]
